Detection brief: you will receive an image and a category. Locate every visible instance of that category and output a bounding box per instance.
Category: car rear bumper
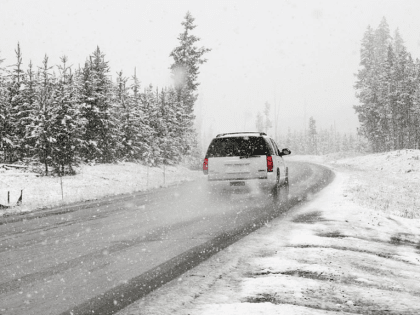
[207,172,276,189]
[208,171,274,181]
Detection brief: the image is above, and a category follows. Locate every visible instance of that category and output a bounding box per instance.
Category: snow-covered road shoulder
[0,162,202,216]
[118,152,420,315]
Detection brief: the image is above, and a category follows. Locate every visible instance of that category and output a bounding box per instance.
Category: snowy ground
[0,162,202,216]
[116,150,420,315]
[2,151,420,314]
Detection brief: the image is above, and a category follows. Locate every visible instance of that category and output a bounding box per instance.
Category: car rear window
[206,136,272,158]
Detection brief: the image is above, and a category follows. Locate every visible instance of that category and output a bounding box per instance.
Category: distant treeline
[277,117,365,155]
[255,106,363,156]
[355,17,420,152]
[0,12,210,175]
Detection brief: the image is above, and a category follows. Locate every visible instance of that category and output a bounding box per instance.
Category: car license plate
[226,164,246,173]
[230,181,245,186]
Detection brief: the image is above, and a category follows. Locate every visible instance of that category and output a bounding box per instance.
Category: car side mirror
[279,148,291,156]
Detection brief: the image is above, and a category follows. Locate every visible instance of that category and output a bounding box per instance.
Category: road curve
[0,161,333,315]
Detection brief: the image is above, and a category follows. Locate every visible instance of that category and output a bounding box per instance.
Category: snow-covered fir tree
[255,112,264,132]
[0,16,211,170]
[27,55,55,174]
[355,18,420,151]
[170,12,211,161]
[308,116,317,154]
[129,71,153,161]
[114,71,133,160]
[0,52,11,162]
[5,44,27,161]
[20,61,38,158]
[50,56,86,175]
[79,47,118,163]
[140,84,161,166]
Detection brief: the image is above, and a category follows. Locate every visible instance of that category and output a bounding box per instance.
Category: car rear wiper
[240,154,260,159]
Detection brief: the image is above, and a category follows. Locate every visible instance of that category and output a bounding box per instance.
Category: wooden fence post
[60,176,64,200]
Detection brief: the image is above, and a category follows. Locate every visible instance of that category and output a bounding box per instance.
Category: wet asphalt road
[0,161,333,315]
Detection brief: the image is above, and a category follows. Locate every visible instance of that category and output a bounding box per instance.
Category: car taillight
[203,158,208,175]
[266,155,273,172]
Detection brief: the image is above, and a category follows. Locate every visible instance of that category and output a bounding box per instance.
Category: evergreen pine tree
[374,17,391,63]
[373,18,391,152]
[50,56,85,174]
[263,102,272,133]
[20,60,38,158]
[28,55,55,174]
[140,84,160,165]
[115,71,134,160]
[412,59,420,148]
[348,134,356,151]
[169,12,211,158]
[80,47,118,163]
[354,26,378,150]
[308,116,317,154]
[342,134,349,151]
[129,71,153,161]
[255,112,264,132]
[355,22,391,152]
[6,43,26,161]
[0,52,10,162]
[170,12,211,114]
[393,28,405,56]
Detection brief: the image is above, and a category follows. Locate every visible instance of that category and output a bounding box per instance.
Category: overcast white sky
[2,0,420,144]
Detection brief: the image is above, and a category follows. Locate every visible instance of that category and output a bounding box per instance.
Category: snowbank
[332,150,420,219]
[0,162,202,216]
[287,150,420,219]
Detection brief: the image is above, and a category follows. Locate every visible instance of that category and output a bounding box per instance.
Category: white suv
[203,132,291,196]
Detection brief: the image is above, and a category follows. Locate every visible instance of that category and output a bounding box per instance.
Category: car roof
[215,132,267,138]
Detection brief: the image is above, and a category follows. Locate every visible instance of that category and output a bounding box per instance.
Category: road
[0,161,333,315]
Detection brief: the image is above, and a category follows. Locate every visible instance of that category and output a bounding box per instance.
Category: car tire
[282,181,289,205]
[271,169,281,204]
[281,167,290,204]
[284,167,289,201]
[272,168,290,207]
